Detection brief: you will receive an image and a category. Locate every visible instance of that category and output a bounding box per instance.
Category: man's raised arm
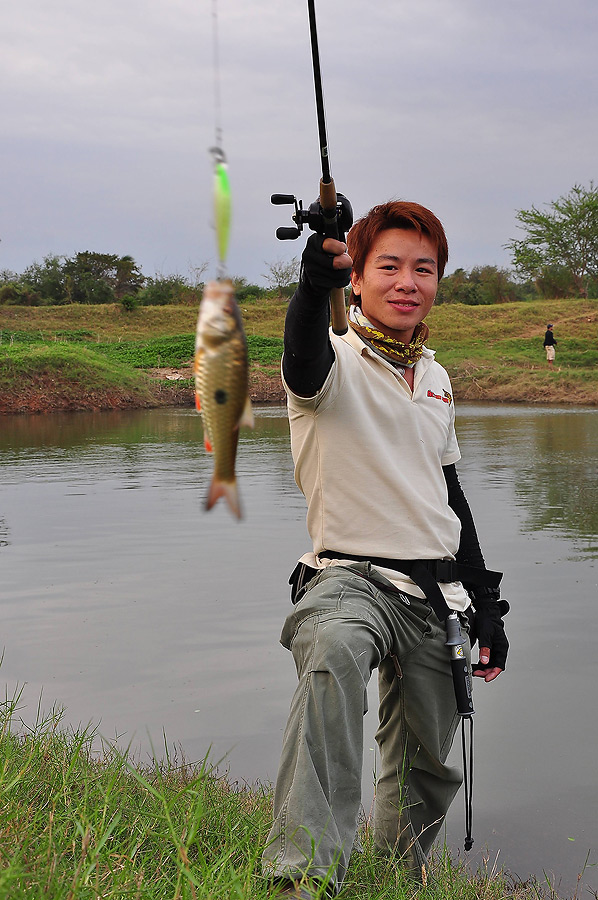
[282,234,352,397]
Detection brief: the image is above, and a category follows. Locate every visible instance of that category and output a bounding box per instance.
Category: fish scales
[196,326,247,481]
[194,280,252,518]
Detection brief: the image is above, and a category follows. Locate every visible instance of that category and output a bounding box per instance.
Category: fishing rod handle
[319,177,348,335]
[330,288,348,335]
[319,178,338,217]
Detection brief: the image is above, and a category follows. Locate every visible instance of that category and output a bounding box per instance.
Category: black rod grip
[451,656,475,717]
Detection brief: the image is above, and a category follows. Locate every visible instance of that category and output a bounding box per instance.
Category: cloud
[1,0,597,282]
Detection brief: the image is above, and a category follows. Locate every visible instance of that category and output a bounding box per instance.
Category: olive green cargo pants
[262,563,469,893]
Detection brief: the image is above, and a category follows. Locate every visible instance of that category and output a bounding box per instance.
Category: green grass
[1,298,598,408]
[0,343,148,388]
[92,334,283,369]
[0,343,159,413]
[94,334,195,368]
[0,330,284,372]
[0,693,555,900]
[246,335,285,366]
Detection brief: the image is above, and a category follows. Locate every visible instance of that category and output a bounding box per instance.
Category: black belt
[318,551,502,622]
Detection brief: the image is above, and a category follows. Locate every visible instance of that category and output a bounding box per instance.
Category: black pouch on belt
[288,562,319,604]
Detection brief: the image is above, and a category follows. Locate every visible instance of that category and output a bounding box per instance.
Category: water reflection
[0,404,597,895]
[456,405,598,556]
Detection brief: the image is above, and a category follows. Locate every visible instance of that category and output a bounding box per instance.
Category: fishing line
[211,0,223,151]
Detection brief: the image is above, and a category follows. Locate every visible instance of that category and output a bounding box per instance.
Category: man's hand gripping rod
[271,0,353,335]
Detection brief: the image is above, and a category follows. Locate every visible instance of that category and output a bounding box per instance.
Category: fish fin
[239,394,254,429]
[206,477,242,519]
[195,393,201,412]
[204,435,213,453]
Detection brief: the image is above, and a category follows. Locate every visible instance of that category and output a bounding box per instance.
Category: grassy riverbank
[1,297,597,413]
[1,694,549,900]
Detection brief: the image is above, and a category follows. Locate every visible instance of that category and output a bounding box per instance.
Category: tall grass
[0,690,273,899]
[1,691,565,900]
[1,298,598,408]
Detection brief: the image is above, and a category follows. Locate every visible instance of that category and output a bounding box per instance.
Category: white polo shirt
[284,327,470,611]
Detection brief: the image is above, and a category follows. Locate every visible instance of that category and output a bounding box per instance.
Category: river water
[1,404,597,895]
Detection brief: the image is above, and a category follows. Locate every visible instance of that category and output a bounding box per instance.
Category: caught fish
[194,279,253,518]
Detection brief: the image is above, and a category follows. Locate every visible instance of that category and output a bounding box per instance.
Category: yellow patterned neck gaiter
[348,305,429,366]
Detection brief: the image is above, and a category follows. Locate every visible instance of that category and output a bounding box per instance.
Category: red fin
[204,436,213,453]
[195,394,201,412]
[206,477,242,519]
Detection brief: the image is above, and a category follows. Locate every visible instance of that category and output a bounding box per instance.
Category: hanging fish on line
[194,279,253,519]
[195,127,251,515]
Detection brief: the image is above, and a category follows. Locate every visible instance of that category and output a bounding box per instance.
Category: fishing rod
[271,0,352,335]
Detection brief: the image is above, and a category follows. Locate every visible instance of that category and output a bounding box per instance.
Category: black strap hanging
[462,716,474,851]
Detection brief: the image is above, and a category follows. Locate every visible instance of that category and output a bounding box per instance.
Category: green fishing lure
[212,148,231,267]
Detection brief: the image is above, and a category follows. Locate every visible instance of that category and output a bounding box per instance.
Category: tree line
[2,183,597,307]
[0,252,305,309]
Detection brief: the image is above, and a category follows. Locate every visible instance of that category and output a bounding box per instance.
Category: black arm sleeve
[443,463,486,570]
[282,281,335,397]
[444,465,508,665]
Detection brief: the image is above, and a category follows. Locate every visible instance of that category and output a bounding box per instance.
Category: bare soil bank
[0,367,285,415]
[2,363,596,415]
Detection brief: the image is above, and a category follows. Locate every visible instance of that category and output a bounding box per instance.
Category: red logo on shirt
[427,389,453,406]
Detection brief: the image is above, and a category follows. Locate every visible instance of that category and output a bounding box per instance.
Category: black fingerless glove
[300,233,351,297]
[469,587,510,672]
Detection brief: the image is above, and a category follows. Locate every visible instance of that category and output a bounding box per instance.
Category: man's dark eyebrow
[374,253,437,267]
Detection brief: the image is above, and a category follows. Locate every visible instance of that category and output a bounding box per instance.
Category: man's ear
[350,271,361,296]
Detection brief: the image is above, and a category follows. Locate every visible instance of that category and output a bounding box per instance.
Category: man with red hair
[263,201,508,898]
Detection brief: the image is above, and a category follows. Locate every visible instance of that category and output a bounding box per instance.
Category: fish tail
[206,476,242,519]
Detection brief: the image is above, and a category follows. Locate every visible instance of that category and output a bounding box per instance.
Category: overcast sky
[2,0,596,285]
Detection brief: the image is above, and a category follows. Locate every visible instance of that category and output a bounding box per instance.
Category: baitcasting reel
[271,192,354,241]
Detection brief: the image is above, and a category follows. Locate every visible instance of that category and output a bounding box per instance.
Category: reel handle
[276,226,302,240]
[271,193,296,205]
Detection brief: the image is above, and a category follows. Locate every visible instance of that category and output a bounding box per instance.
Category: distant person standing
[543,323,557,366]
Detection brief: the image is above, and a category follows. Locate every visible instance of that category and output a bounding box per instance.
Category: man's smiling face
[350,228,438,343]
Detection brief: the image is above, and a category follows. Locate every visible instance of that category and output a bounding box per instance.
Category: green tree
[62,252,144,304]
[113,255,145,299]
[506,182,598,298]
[533,264,577,299]
[0,282,42,306]
[469,266,521,304]
[139,274,198,306]
[437,265,530,305]
[21,254,68,304]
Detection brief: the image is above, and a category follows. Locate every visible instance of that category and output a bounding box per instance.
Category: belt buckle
[436,559,457,583]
